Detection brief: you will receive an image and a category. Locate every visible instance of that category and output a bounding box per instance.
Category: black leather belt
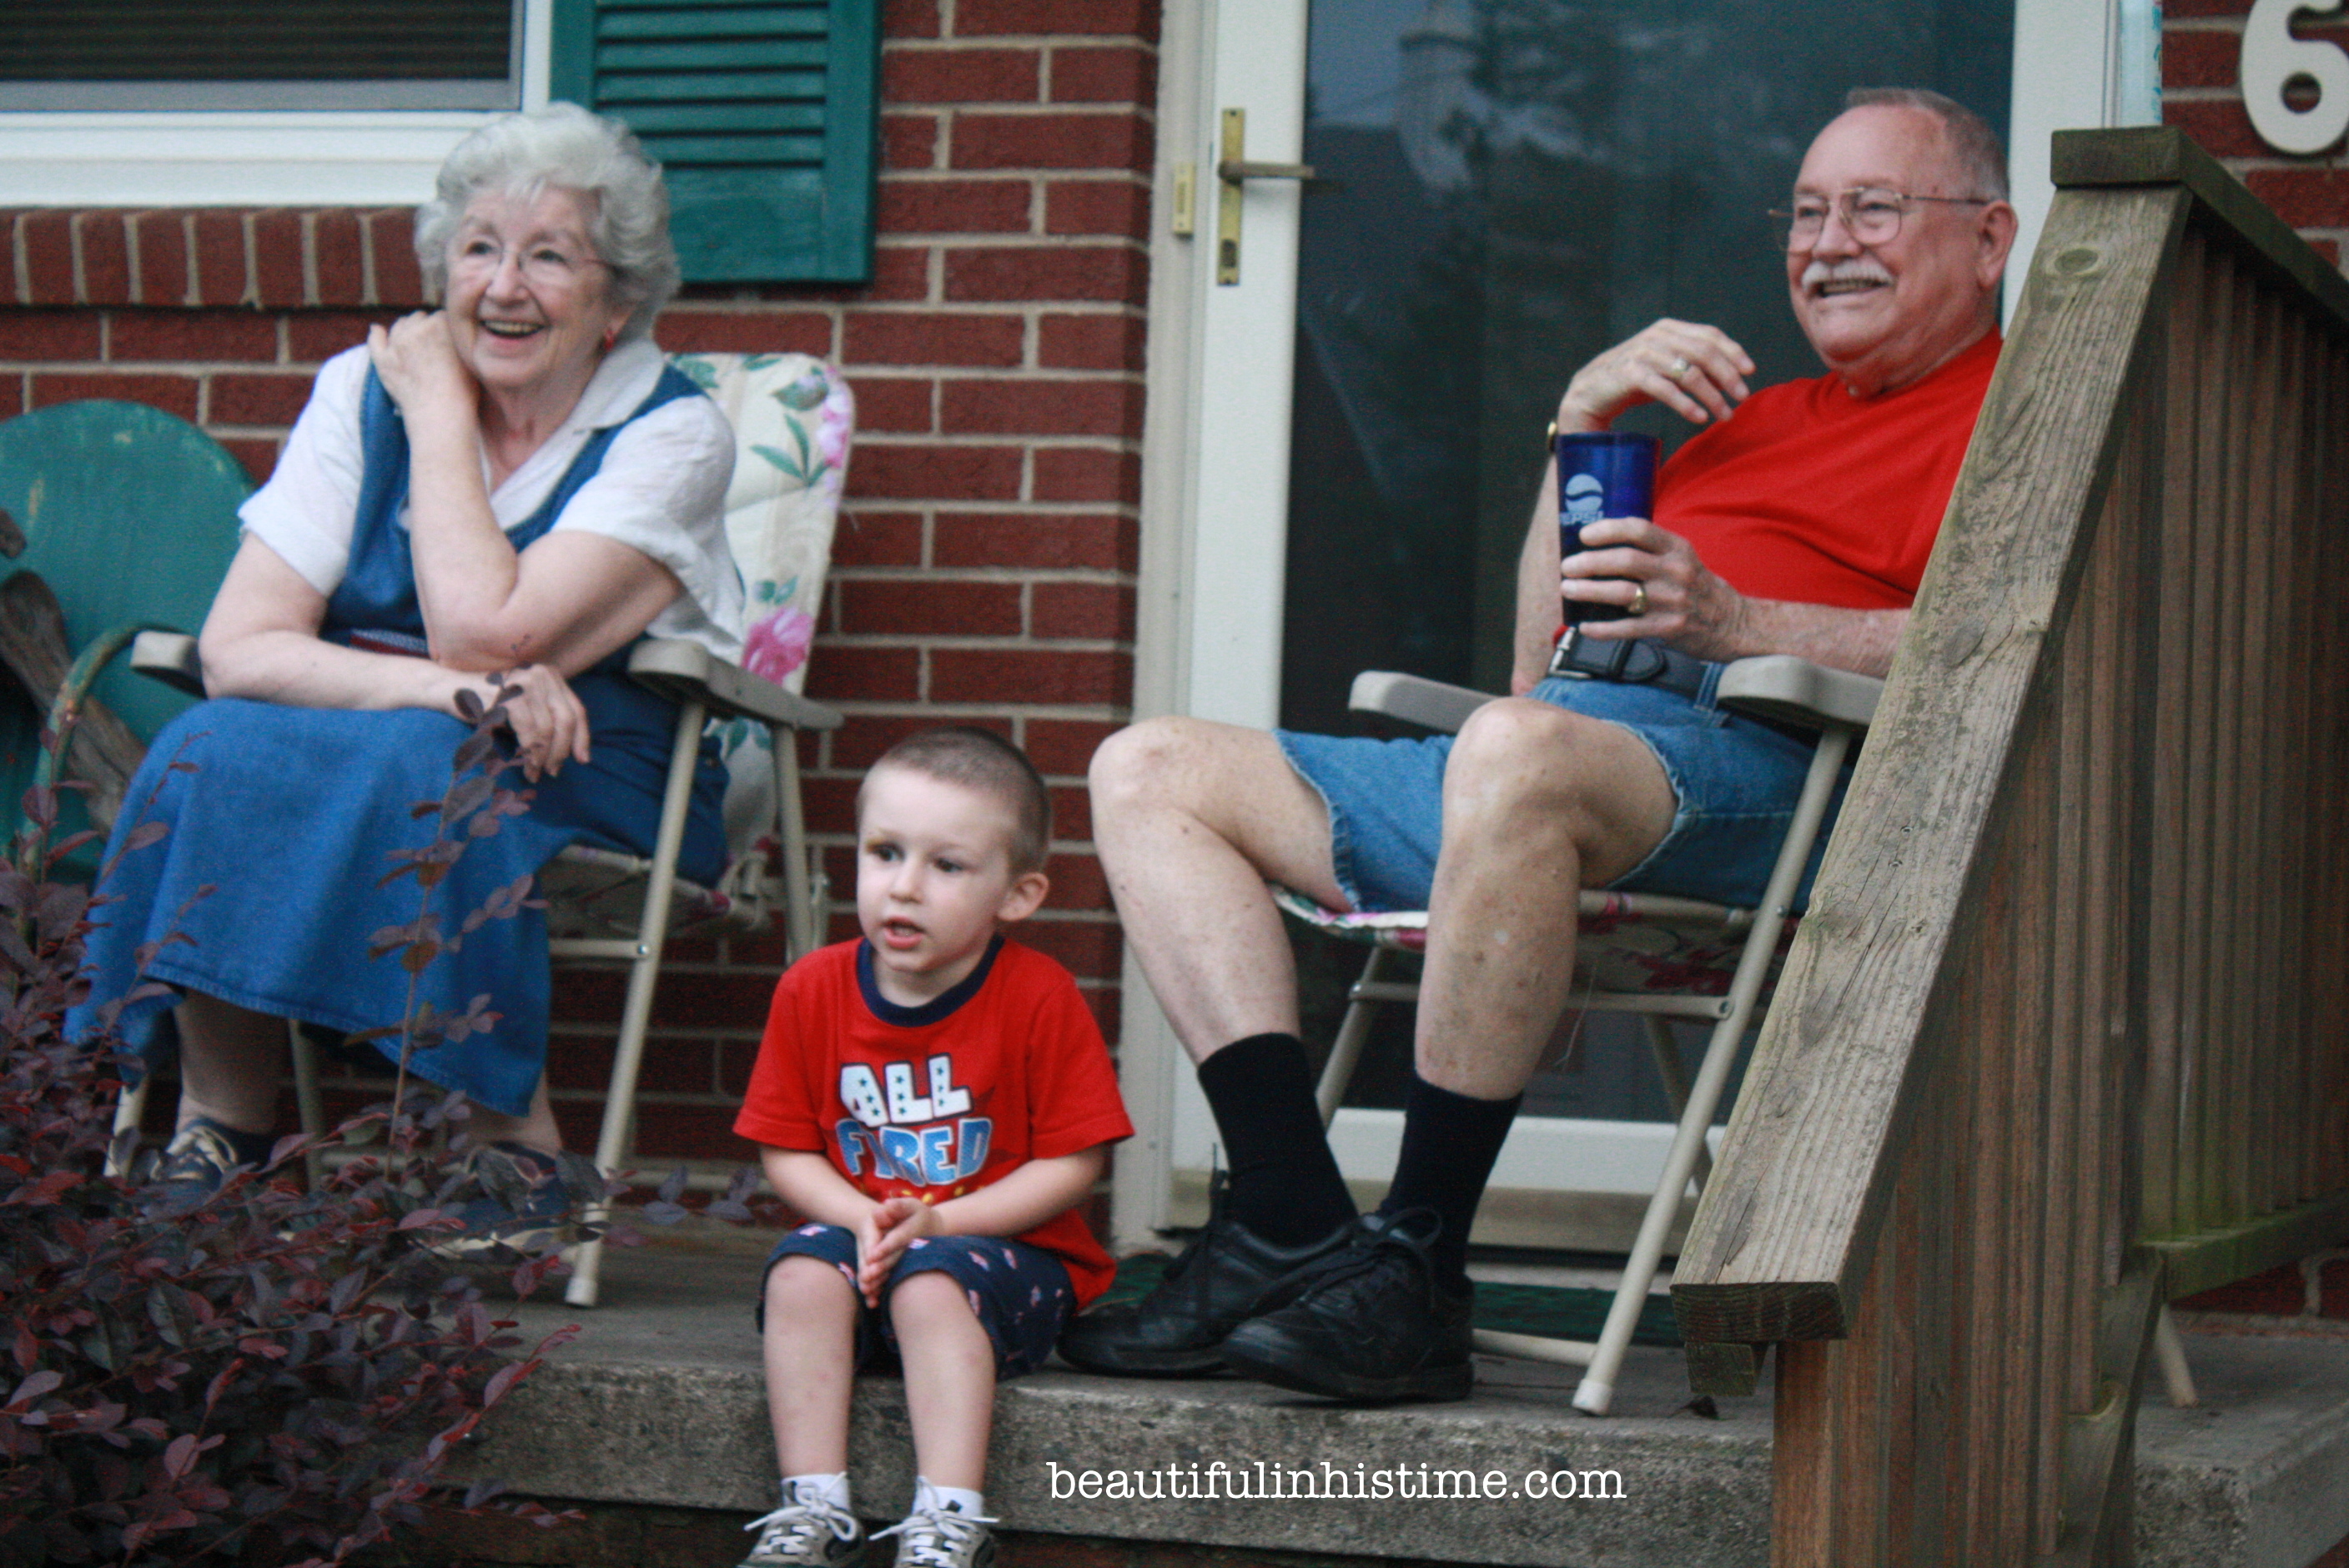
[1546,628,1715,699]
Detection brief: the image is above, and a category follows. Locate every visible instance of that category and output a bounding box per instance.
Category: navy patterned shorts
[757,1224,1077,1380]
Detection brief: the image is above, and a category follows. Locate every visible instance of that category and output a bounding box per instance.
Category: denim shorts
[1275,671,1849,913]
[757,1224,1076,1380]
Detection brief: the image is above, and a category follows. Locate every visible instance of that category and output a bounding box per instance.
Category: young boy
[732,727,1132,1568]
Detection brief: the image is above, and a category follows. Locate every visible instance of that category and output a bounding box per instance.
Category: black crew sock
[1380,1072,1523,1291]
[1195,1033,1358,1246]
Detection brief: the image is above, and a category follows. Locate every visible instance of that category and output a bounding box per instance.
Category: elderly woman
[76,103,742,1201]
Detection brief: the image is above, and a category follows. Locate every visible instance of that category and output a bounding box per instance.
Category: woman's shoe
[439,1141,579,1255]
[150,1117,278,1209]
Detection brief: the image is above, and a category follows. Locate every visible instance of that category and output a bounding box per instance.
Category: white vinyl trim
[0,0,554,208]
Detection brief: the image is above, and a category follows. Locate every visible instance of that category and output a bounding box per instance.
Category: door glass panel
[1285,0,2010,1118]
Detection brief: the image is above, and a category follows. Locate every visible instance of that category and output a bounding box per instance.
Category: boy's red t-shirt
[735,937,1133,1306]
[1653,329,2002,609]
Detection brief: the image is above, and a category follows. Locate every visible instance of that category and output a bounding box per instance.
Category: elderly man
[1066,88,2019,1402]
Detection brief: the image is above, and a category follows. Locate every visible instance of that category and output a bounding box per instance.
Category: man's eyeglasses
[1768,188,1991,253]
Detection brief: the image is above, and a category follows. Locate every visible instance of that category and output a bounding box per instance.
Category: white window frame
[0,0,556,207]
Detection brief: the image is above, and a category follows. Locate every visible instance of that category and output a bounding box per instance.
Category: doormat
[1093,1252,1682,1349]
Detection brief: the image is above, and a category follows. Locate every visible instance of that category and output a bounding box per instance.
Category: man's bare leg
[1220,699,1677,1402]
[1063,718,1363,1377]
[1088,716,1346,1061]
[1378,698,1675,1284]
[1415,699,1676,1099]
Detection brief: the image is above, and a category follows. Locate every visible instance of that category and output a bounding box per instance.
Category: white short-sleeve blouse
[239,338,745,662]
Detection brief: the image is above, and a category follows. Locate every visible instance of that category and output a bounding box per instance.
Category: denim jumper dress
[74,364,728,1117]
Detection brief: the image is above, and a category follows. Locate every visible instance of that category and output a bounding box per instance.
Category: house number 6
[2244,0,2349,153]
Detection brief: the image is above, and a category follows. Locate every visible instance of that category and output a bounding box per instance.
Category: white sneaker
[873,1503,997,1568]
[737,1491,866,1567]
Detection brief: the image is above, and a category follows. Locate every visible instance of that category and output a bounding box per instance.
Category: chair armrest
[626,638,843,731]
[1716,655,1881,731]
[131,630,205,696]
[1346,671,1498,736]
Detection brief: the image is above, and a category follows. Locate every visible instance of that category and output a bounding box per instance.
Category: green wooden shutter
[550,0,877,284]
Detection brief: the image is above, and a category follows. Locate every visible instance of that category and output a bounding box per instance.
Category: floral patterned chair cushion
[670,351,853,861]
[1269,883,1795,1002]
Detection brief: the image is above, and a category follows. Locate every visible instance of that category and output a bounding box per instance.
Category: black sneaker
[1059,1194,1353,1376]
[1216,1209,1475,1403]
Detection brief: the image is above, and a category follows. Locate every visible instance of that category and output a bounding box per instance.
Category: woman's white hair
[414,102,680,342]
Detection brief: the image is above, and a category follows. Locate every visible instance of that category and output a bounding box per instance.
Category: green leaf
[776,370,829,412]
[751,444,808,482]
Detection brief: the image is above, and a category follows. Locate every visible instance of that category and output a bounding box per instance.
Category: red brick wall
[0,0,1159,1173]
[2165,0,2349,266]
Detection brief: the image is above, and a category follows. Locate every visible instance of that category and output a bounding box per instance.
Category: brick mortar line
[878,230,1147,244]
[236,212,260,308]
[828,632,1129,646]
[852,431,1142,442]
[800,698,1128,714]
[933,33,1155,46]
[923,102,1159,118]
[171,214,199,308]
[848,363,1144,376]
[830,567,1135,581]
[26,359,313,374]
[832,300,1143,310]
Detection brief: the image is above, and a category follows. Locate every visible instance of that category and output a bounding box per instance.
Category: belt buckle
[1547,627,1627,681]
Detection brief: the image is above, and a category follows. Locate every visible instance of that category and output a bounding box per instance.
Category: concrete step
[445,1234,2349,1568]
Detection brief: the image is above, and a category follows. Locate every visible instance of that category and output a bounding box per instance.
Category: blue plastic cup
[1556,430,1659,625]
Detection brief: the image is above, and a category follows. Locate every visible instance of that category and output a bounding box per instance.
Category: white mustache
[1801,259,1893,292]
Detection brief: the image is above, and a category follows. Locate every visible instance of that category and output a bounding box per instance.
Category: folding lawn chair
[119,351,853,1307]
[1280,657,1877,1415]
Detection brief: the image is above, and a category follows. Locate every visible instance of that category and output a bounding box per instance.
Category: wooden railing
[1670,126,2349,1566]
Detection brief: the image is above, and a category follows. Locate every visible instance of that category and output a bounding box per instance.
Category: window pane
[0,0,520,109]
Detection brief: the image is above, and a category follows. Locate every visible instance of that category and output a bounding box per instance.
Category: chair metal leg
[2154,1304,2198,1407]
[1316,947,1390,1127]
[1571,724,1854,1415]
[1641,1014,1712,1189]
[288,1019,326,1189]
[566,696,707,1309]
[772,723,818,964]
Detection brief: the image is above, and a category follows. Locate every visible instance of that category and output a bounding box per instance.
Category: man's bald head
[1784,90,2017,399]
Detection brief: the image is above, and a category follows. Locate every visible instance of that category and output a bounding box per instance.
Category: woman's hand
[463,662,591,780]
[1556,319,1755,433]
[368,312,478,430]
[856,1197,942,1306]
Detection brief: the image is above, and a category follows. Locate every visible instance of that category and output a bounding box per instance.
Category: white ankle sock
[783,1471,852,1512]
[911,1476,986,1516]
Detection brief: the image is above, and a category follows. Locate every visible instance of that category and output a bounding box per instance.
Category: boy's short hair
[859,726,1053,874]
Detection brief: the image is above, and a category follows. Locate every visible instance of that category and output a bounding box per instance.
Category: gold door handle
[1217,158,1318,183]
[1215,108,1315,284]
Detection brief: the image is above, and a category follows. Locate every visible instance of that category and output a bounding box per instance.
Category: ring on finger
[1627,583,1650,617]
[1667,355,1693,382]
